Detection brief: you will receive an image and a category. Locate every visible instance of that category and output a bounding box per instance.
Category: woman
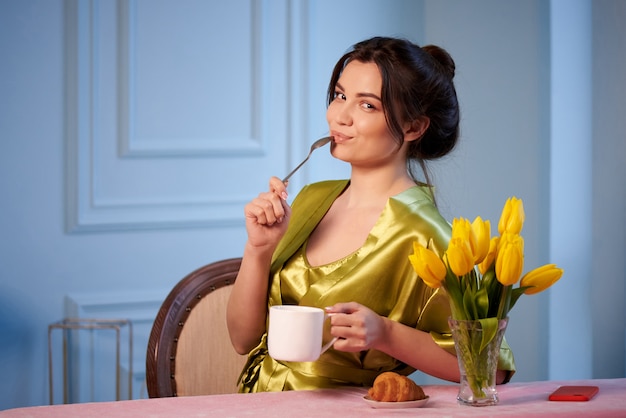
[227,36,515,392]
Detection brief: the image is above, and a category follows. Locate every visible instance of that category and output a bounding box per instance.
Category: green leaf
[444,269,466,320]
[496,284,509,319]
[508,287,529,311]
[474,286,489,318]
[482,268,497,295]
[478,317,499,353]
[463,286,477,318]
[467,269,478,291]
[488,285,502,318]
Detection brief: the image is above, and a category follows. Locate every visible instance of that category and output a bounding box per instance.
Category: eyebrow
[336,82,382,102]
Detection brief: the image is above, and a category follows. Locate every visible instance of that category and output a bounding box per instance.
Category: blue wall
[1,0,624,410]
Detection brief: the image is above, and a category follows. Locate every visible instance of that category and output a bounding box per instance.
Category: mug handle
[321,312,339,354]
[321,337,338,354]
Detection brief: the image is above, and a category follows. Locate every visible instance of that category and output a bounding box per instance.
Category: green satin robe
[238,180,515,392]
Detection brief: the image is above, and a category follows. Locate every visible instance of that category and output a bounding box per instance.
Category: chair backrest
[146,257,247,397]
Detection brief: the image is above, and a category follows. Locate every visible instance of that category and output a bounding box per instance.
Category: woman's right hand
[229,175,291,354]
[243,176,291,250]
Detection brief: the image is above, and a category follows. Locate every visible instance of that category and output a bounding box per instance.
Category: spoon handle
[282,137,331,183]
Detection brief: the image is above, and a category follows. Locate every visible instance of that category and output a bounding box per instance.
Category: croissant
[367,372,426,402]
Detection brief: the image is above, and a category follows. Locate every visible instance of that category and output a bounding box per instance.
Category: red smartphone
[548,385,599,401]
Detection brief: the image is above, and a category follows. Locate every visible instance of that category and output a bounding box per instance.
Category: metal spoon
[282,136,332,183]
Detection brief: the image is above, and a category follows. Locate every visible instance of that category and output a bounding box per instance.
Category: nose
[328,102,352,126]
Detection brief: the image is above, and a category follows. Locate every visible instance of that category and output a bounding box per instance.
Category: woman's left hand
[325,302,389,352]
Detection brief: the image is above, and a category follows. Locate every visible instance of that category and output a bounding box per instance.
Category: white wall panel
[118,0,260,156]
[65,0,288,232]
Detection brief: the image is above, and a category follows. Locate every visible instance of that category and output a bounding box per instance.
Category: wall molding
[64,0,285,232]
[117,0,263,158]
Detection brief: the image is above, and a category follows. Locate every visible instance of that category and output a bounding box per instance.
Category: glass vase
[448,317,508,406]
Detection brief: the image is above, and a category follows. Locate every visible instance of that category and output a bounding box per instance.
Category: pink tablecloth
[2,378,625,417]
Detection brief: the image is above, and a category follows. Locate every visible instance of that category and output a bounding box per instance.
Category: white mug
[268,305,337,362]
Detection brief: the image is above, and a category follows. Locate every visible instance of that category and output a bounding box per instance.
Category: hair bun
[422,45,456,79]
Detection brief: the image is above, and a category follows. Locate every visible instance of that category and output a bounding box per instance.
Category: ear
[403,116,430,143]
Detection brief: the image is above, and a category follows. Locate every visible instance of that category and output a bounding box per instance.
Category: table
[2,378,625,417]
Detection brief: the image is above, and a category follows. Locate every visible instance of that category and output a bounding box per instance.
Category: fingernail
[281,191,288,200]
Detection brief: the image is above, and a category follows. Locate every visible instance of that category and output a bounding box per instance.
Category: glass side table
[48,318,133,404]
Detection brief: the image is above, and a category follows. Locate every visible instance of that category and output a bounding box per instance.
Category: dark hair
[327,36,460,187]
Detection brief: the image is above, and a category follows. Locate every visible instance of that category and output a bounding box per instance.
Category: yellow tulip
[498,230,525,253]
[408,242,447,288]
[452,217,487,265]
[478,236,499,275]
[498,197,525,235]
[495,233,524,286]
[520,264,564,295]
[446,237,475,276]
[452,217,471,240]
[471,216,491,264]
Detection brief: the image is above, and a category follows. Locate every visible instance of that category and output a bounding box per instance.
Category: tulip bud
[446,237,475,276]
[498,230,525,253]
[495,233,524,286]
[452,218,471,240]
[520,264,564,294]
[478,236,499,275]
[471,216,491,264]
[408,242,447,288]
[498,197,525,235]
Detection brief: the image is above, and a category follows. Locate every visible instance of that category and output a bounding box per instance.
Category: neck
[343,167,415,208]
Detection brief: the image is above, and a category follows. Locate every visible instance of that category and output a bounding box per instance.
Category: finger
[264,192,287,223]
[329,327,368,352]
[279,197,291,223]
[333,337,368,352]
[269,176,288,200]
[244,200,271,225]
[256,195,284,225]
[255,199,282,225]
[326,302,360,315]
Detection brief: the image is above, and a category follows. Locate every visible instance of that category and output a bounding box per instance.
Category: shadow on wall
[0,291,35,410]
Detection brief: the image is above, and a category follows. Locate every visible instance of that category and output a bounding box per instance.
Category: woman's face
[326,60,404,168]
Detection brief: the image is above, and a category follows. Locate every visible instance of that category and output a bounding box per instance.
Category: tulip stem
[497,284,512,319]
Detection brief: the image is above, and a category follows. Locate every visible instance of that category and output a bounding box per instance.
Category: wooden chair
[146,257,247,397]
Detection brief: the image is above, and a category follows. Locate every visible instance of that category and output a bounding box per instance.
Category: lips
[330,131,351,143]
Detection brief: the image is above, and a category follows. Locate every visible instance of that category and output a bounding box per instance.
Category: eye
[334,91,346,101]
[361,102,377,111]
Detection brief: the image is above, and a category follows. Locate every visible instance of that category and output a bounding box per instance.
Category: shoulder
[391,186,445,223]
[389,186,451,254]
